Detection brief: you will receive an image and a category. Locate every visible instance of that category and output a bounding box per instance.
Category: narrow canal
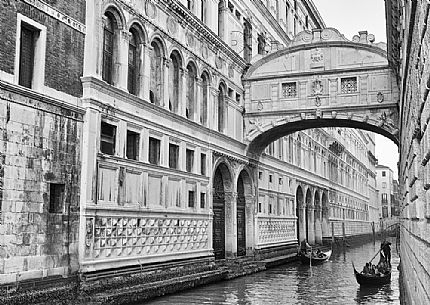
[145,238,400,304]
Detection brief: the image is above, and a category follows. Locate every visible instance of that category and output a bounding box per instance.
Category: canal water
[145,238,400,305]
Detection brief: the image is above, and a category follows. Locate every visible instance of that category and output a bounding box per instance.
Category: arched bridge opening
[247,118,399,158]
[243,28,400,158]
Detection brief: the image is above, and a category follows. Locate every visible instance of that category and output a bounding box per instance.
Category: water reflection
[144,238,400,305]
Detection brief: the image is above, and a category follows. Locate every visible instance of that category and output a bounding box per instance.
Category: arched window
[186,63,197,120]
[200,72,209,126]
[218,0,225,37]
[169,51,181,113]
[218,83,226,132]
[149,39,163,105]
[296,135,301,166]
[128,28,139,95]
[102,12,117,84]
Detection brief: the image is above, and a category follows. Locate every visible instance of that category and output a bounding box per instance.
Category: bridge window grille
[282,82,297,98]
[341,77,357,93]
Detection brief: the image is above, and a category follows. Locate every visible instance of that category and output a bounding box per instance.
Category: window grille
[341,77,357,93]
[282,82,297,98]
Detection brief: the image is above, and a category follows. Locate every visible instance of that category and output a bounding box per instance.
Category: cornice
[0,80,84,120]
[161,0,247,69]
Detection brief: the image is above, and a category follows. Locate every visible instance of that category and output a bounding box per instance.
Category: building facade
[387,0,430,304]
[376,164,394,218]
[0,0,384,301]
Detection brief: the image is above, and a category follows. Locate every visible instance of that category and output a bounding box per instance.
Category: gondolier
[381,241,391,266]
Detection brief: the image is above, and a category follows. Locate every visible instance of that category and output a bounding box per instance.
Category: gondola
[353,263,391,286]
[299,249,332,265]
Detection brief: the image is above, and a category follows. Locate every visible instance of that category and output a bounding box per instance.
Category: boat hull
[299,250,332,265]
[354,268,391,286]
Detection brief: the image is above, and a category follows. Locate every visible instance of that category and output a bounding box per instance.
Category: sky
[313,0,399,179]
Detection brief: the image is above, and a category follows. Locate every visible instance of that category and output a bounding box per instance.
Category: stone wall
[398,0,430,304]
[0,82,83,285]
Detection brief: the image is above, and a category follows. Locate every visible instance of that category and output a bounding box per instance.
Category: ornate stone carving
[312,78,324,95]
[201,45,209,59]
[167,16,178,35]
[186,31,195,47]
[258,218,296,244]
[145,0,156,19]
[228,65,234,78]
[257,101,263,111]
[311,48,324,64]
[377,92,384,103]
[215,56,224,69]
[85,216,210,260]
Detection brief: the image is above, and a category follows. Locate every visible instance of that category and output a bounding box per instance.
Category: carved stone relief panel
[145,0,157,19]
[85,216,210,260]
[258,218,296,244]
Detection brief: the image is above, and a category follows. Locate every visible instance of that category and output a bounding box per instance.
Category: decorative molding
[23,0,86,33]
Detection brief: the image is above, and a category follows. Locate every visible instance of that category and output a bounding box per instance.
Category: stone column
[245,195,256,256]
[195,76,202,124]
[180,68,187,117]
[314,207,323,244]
[115,30,129,91]
[139,43,150,101]
[299,206,306,242]
[163,57,170,110]
[209,87,219,130]
[83,0,102,78]
[321,206,329,240]
[218,2,227,42]
[78,105,101,263]
[307,206,315,244]
[224,191,237,258]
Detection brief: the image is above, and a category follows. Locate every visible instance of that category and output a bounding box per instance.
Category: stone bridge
[243,28,400,158]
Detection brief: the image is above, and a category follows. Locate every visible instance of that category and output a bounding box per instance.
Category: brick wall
[0,0,85,97]
[0,83,83,284]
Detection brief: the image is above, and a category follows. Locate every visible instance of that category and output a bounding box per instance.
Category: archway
[305,188,313,243]
[212,163,232,259]
[296,186,304,242]
[236,169,253,257]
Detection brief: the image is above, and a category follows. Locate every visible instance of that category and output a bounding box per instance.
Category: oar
[368,247,383,264]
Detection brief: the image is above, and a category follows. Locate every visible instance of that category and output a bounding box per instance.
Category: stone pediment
[245,28,388,81]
